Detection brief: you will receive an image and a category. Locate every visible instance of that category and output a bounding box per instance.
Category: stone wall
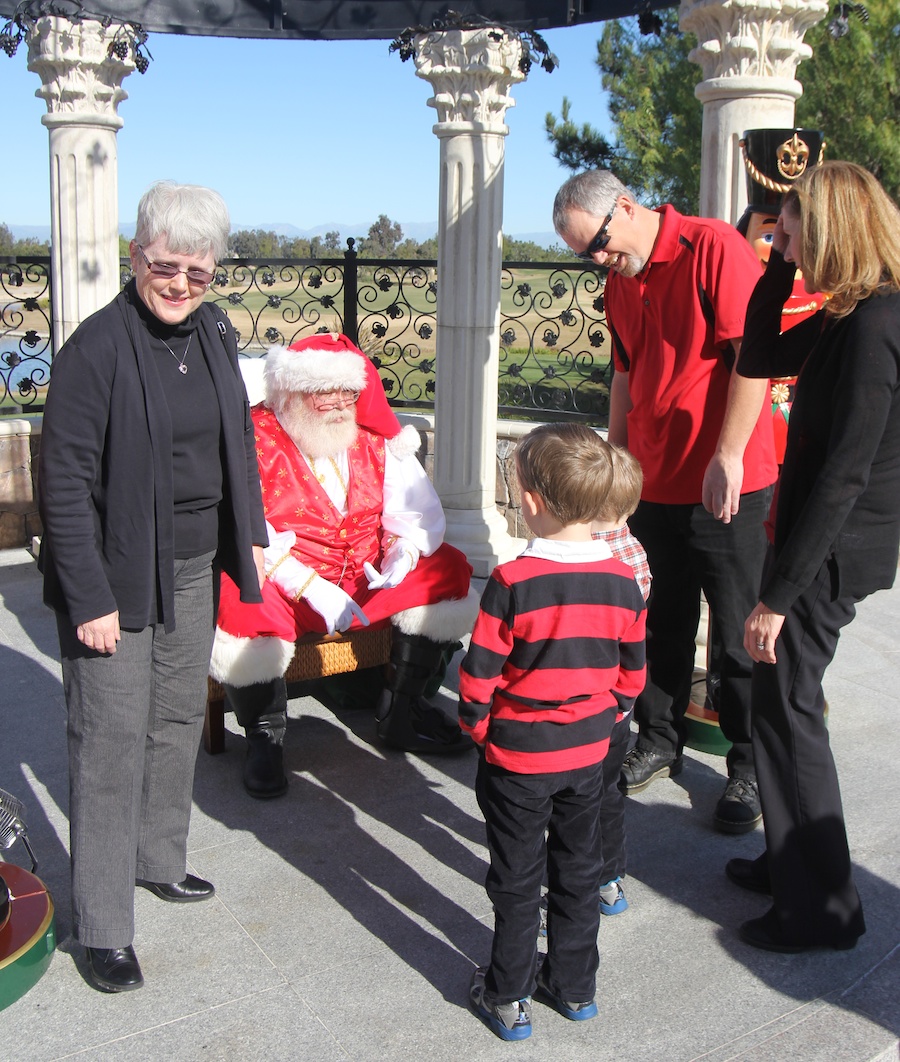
[0,417,42,550]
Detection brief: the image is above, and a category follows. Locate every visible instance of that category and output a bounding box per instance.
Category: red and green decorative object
[685,670,732,757]
[0,862,56,1011]
[0,788,56,1010]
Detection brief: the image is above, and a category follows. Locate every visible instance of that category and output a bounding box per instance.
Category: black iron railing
[0,256,52,414]
[2,246,611,424]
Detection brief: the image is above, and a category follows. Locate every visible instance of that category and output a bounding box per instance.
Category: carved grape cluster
[105,23,152,73]
[0,22,22,57]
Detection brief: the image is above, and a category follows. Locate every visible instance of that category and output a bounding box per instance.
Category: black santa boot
[223,679,289,799]
[376,632,471,755]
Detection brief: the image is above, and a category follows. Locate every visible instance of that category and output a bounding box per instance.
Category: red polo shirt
[606,205,777,505]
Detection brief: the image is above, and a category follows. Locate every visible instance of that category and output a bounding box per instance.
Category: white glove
[363,538,419,590]
[302,576,370,634]
[264,525,318,600]
[263,525,297,573]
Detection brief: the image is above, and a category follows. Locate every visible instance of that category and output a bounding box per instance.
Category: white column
[26,16,134,349]
[414,27,526,577]
[679,0,828,222]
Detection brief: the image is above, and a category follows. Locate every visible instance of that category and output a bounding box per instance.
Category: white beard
[277,400,359,459]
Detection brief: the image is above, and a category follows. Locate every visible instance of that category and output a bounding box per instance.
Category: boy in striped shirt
[460,424,646,1041]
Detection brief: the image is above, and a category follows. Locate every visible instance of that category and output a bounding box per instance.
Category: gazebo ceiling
[0,1,671,40]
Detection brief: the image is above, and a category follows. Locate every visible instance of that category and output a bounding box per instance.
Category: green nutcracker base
[0,863,56,1012]
[684,670,731,757]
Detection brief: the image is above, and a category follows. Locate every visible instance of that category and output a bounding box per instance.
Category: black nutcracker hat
[736,129,825,236]
[739,128,826,216]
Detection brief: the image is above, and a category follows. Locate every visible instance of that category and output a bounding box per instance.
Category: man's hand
[702,450,745,523]
[76,611,121,654]
[302,577,370,634]
[363,539,417,590]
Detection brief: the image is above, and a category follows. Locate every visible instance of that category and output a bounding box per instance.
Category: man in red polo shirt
[553,170,777,833]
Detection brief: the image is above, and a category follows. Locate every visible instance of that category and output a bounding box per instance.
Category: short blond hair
[515,424,641,526]
[783,161,900,319]
[597,443,643,522]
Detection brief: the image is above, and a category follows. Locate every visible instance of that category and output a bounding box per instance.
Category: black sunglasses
[574,205,617,261]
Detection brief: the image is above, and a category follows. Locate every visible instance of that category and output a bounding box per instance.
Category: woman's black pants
[751,557,866,946]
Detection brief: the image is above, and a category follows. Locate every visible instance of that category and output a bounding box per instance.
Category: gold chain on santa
[308,455,348,497]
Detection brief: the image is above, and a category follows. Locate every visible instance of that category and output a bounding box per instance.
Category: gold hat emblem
[776,133,811,180]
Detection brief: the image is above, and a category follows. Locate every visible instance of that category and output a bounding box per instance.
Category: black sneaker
[714,777,762,834]
[620,746,683,794]
[469,966,532,1041]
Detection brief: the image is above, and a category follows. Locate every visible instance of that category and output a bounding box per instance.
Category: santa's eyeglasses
[309,390,361,411]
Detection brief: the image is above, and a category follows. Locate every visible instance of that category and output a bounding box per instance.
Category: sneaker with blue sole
[469,966,532,1041]
[534,967,598,1021]
[599,877,628,916]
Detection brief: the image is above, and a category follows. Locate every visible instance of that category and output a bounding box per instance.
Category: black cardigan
[738,251,900,614]
[39,285,267,631]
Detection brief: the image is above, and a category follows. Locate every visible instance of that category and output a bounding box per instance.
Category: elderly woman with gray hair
[39,181,267,992]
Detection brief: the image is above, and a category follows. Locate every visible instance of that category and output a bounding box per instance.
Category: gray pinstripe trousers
[57,551,216,948]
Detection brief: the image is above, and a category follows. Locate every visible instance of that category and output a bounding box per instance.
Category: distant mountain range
[10,221,561,250]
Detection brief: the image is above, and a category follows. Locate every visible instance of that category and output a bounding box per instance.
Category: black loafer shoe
[714,776,762,834]
[86,945,143,992]
[619,746,683,794]
[136,873,215,903]
[726,854,772,895]
[739,908,860,954]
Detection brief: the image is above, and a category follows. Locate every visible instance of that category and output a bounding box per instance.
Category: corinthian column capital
[26,15,134,129]
[414,27,526,132]
[680,0,828,84]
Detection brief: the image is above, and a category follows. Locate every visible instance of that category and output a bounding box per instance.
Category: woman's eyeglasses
[574,205,617,261]
[137,246,216,287]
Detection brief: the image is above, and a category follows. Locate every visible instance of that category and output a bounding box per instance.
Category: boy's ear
[522,489,544,517]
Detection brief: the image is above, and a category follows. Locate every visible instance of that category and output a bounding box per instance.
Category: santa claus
[211,333,478,797]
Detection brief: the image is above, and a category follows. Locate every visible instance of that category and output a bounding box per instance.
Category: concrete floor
[0,547,898,1061]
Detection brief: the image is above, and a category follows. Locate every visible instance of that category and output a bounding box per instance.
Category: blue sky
[0,22,613,241]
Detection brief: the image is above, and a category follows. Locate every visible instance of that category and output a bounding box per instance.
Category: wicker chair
[203,626,393,754]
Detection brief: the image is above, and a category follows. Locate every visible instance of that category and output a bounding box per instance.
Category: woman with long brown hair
[730,161,900,952]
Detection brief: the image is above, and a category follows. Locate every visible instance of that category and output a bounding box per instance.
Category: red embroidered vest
[253,406,386,586]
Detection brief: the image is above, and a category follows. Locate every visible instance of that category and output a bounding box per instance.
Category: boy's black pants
[476,756,605,1005]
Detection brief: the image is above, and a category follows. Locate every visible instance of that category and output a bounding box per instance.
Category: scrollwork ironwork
[0,253,608,425]
[0,257,51,411]
[497,264,611,423]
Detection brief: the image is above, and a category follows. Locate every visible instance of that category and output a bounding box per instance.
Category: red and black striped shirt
[458,539,646,774]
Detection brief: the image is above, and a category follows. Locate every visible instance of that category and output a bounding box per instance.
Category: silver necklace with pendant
[160,332,192,375]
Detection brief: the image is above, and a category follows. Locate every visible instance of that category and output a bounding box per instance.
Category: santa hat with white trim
[264,332,421,459]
